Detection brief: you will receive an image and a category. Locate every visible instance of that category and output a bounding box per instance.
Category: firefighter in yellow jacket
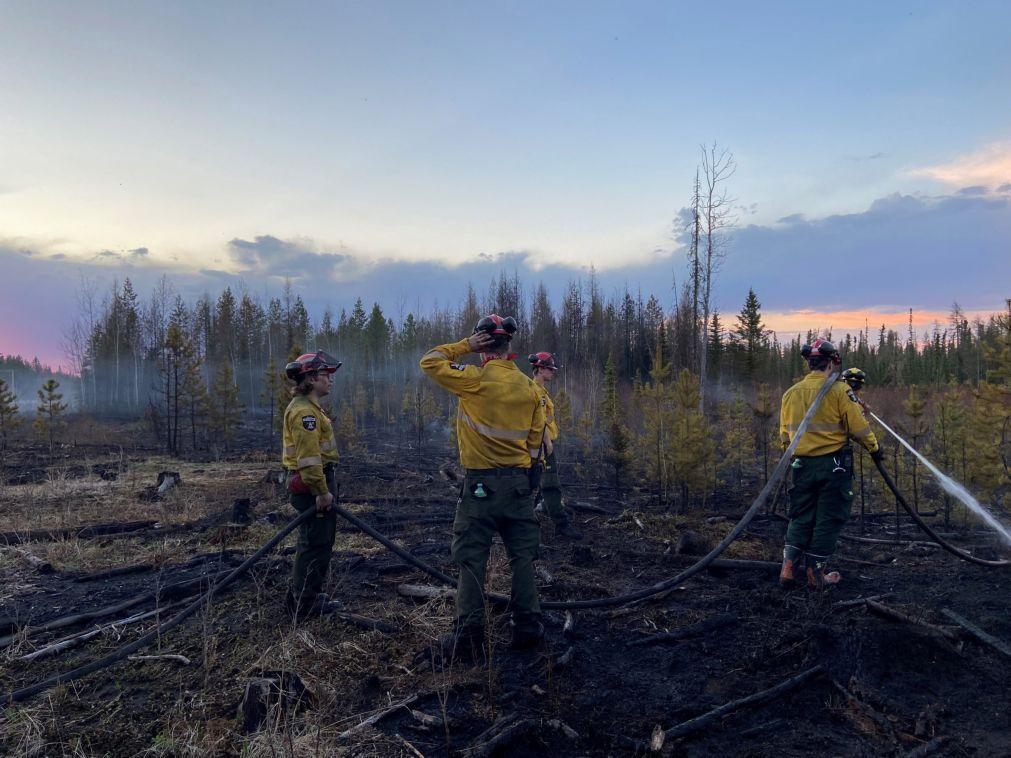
[529,352,582,540]
[779,340,881,589]
[282,351,341,618]
[421,315,546,658]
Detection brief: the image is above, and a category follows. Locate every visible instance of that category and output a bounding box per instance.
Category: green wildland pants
[541,451,565,522]
[452,469,541,631]
[289,465,338,605]
[784,447,855,558]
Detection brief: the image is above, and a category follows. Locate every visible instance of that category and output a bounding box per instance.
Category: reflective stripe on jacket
[779,371,879,457]
[420,338,546,469]
[282,394,339,495]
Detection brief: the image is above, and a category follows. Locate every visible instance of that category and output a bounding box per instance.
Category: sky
[1,1,1010,368]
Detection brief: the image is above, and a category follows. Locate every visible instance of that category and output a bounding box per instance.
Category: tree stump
[238,670,314,734]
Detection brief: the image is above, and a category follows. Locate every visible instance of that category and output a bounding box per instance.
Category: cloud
[129,247,149,259]
[913,141,1011,189]
[957,185,988,196]
[2,186,1009,367]
[998,183,1011,193]
[843,152,886,162]
[227,235,354,281]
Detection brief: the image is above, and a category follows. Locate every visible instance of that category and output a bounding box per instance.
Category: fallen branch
[0,520,158,546]
[17,599,189,661]
[570,501,608,514]
[865,600,961,644]
[0,568,233,648]
[905,735,950,757]
[330,611,399,634]
[397,584,455,600]
[128,653,191,665]
[72,550,239,582]
[627,614,739,647]
[660,665,823,741]
[465,716,537,757]
[831,593,895,610]
[336,693,420,740]
[940,608,1011,659]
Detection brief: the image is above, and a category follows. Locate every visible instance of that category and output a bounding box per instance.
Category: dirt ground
[1,431,1010,757]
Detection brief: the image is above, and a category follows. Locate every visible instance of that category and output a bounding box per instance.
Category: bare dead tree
[697,142,736,409]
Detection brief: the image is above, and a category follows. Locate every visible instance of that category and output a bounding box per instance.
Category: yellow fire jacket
[282,394,339,496]
[779,371,879,457]
[533,383,559,444]
[420,339,546,469]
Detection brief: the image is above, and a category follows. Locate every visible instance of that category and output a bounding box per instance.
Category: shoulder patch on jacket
[302,415,317,431]
[846,388,859,404]
[449,363,467,371]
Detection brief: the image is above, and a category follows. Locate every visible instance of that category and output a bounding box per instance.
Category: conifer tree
[335,402,364,455]
[34,379,68,458]
[553,388,573,432]
[0,378,20,467]
[181,342,209,452]
[751,383,776,483]
[261,356,285,449]
[717,391,755,489]
[601,358,631,490]
[903,385,928,513]
[633,344,674,503]
[933,382,967,525]
[669,369,715,511]
[401,381,440,461]
[211,362,244,453]
[967,299,1011,504]
[733,288,770,381]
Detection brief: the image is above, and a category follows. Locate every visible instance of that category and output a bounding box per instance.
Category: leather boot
[511,614,545,650]
[779,545,803,588]
[805,554,842,589]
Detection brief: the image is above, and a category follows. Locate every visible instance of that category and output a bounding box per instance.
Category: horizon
[2,2,1010,370]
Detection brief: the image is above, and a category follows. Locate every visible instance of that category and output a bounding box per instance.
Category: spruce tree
[401,382,439,461]
[751,383,776,483]
[733,288,770,381]
[211,362,244,454]
[933,382,967,525]
[601,358,631,491]
[261,356,285,449]
[717,392,755,489]
[34,379,68,458]
[0,378,20,467]
[633,343,674,503]
[669,369,715,511]
[903,386,928,513]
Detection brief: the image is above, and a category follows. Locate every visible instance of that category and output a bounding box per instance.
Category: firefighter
[529,352,582,540]
[420,315,547,659]
[282,351,342,618]
[842,367,872,415]
[779,340,882,589]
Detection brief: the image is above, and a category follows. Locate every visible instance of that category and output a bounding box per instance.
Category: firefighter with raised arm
[528,352,582,540]
[282,351,342,619]
[420,315,547,660]
[779,340,882,589]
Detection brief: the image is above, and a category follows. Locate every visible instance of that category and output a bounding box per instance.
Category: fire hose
[1,506,318,706]
[0,374,840,706]
[8,370,1004,706]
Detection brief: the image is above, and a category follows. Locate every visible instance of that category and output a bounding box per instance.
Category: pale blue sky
[2,2,1010,365]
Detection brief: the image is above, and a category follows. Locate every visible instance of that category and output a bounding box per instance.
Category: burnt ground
[1,433,1010,757]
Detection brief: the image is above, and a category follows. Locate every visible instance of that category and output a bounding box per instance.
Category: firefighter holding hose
[529,351,583,540]
[421,315,547,659]
[282,351,342,618]
[780,340,882,588]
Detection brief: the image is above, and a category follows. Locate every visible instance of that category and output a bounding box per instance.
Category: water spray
[870,412,1011,548]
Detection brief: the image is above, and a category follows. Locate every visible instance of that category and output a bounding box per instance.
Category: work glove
[528,461,543,491]
[870,448,884,464]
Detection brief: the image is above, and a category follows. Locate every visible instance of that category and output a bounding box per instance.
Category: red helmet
[528,352,561,370]
[801,339,841,366]
[285,351,342,381]
[473,314,517,339]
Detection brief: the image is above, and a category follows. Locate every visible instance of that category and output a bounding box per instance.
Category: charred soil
[2,432,1010,757]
